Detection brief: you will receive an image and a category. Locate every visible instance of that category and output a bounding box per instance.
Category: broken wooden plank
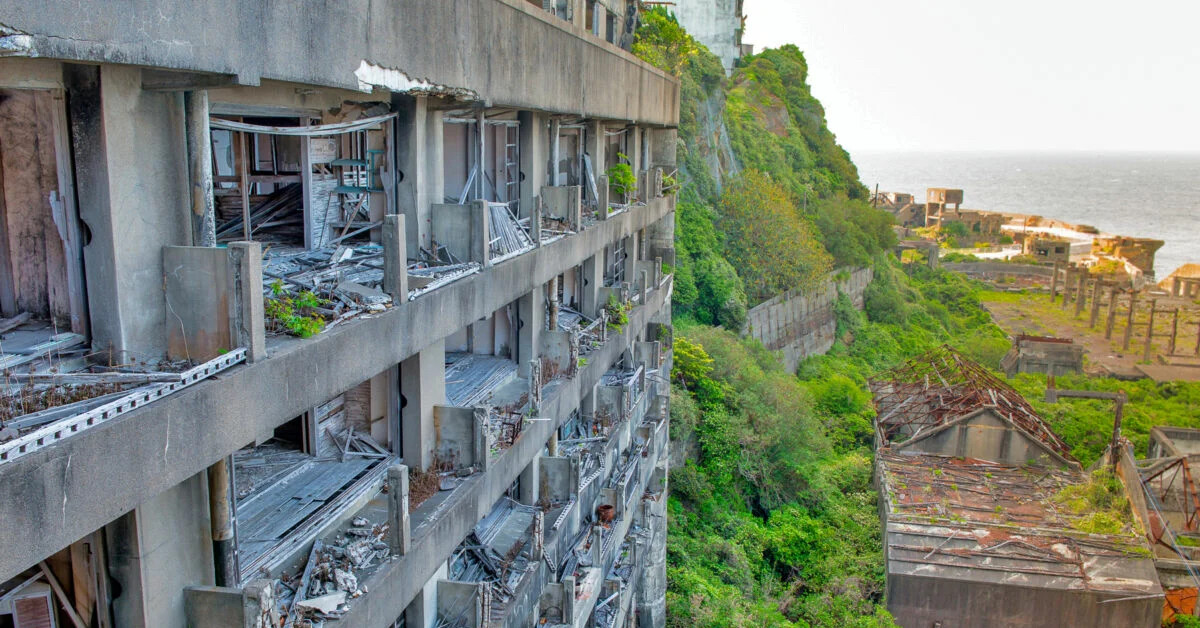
[5,371,182,385]
[39,561,87,628]
[283,540,324,628]
[0,312,31,335]
[0,333,86,370]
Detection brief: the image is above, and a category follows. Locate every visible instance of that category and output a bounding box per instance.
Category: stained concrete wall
[743,267,873,373]
[887,572,1161,628]
[2,0,679,126]
[672,0,744,74]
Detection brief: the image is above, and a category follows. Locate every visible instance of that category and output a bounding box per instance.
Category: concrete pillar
[647,128,678,169]
[588,120,605,189]
[548,430,559,457]
[395,95,440,253]
[518,457,539,505]
[388,464,411,555]
[382,214,409,300]
[548,275,560,331]
[597,175,610,219]
[227,242,265,363]
[581,253,604,319]
[518,287,545,377]
[107,471,215,628]
[1049,262,1061,301]
[1074,268,1088,318]
[471,199,491,266]
[207,457,237,588]
[242,580,278,628]
[1089,278,1104,328]
[519,111,547,218]
[401,339,446,471]
[532,196,543,247]
[629,125,643,175]
[185,90,216,247]
[549,118,562,186]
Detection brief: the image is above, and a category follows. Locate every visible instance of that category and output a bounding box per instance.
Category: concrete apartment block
[0,2,677,627]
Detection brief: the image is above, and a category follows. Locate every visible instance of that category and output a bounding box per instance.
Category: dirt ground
[980,289,1200,380]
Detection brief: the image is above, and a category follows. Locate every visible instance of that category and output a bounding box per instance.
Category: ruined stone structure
[0,2,676,627]
[672,0,748,74]
[1000,335,1084,377]
[872,348,1162,628]
[743,267,873,372]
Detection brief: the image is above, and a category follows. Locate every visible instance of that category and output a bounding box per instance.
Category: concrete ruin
[872,347,1163,628]
[0,2,676,627]
[671,0,748,75]
[1000,335,1084,377]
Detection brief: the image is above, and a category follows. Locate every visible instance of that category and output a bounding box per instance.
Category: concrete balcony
[0,187,674,583]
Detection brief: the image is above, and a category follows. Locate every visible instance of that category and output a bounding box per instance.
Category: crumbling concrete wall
[743,267,873,373]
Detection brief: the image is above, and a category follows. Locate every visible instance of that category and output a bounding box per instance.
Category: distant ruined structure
[672,0,749,74]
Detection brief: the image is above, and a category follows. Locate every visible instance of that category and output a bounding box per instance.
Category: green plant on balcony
[607,153,637,202]
[605,294,633,333]
[265,279,330,339]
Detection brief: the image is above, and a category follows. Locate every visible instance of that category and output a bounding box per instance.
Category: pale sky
[741,0,1200,153]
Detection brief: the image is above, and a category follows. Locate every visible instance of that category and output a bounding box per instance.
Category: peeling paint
[353,60,477,100]
[0,23,34,56]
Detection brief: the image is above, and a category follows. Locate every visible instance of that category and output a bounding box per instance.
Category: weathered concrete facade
[0,3,676,627]
[743,267,873,372]
[672,0,747,74]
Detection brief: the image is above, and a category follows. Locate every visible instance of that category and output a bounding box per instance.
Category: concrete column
[548,430,559,457]
[1074,268,1088,318]
[207,457,237,588]
[581,253,604,319]
[395,95,438,253]
[549,118,562,186]
[518,457,539,505]
[548,275,560,331]
[597,175,610,219]
[401,339,446,471]
[242,580,278,628]
[629,125,643,175]
[588,120,605,193]
[107,472,215,628]
[648,128,678,169]
[185,90,216,247]
[519,111,547,218]
[227,242,265,362]
[388,464,411,555]
[382,214,409,300]
[532,197,543,247]
[470,199,491,266]
[1089,279,1104,328]
[518,287,545,377]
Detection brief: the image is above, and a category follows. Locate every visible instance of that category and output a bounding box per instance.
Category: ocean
[853,152,1200,278]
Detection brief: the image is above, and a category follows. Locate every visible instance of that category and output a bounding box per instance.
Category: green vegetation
[1052,468,1135,535]
[265,280,329,338]
[640,8,1200,628]
[607,153,638,200]
[605,294,633,332]
[668,261,1013,628]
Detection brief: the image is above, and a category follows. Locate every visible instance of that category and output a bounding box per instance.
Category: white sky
[741,0,1200,153]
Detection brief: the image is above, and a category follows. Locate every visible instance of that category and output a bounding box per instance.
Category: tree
[717,170,833,303]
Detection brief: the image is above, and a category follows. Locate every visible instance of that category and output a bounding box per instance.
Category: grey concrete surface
[1,0,679,126]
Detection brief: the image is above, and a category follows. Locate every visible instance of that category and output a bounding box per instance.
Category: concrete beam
[0,194,673,581]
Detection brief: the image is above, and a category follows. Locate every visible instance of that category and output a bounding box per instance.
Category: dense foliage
[667,262,1017,628]
[633,8,895,328]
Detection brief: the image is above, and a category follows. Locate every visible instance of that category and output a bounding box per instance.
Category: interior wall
[0,88,72,322]
[443,123,470,202]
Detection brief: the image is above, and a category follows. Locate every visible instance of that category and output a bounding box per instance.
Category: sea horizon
[853,150,1200,278]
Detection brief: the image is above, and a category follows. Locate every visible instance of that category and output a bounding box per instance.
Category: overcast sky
[741,0,1200,153]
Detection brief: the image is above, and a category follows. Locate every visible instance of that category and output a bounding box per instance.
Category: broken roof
[878,451,1159,596]
[871,345,1073,461]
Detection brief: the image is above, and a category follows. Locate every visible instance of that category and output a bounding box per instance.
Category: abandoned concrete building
[872,347,1163,628]
[0,2,676,627]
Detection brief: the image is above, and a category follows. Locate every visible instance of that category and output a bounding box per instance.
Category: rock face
[743,267,874,373]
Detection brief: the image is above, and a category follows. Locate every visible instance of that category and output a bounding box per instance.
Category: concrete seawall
[743,267,874,372]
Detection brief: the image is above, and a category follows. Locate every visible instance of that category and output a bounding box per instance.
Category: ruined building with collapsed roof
[872,347,1164,628]
[0,2,676,627]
